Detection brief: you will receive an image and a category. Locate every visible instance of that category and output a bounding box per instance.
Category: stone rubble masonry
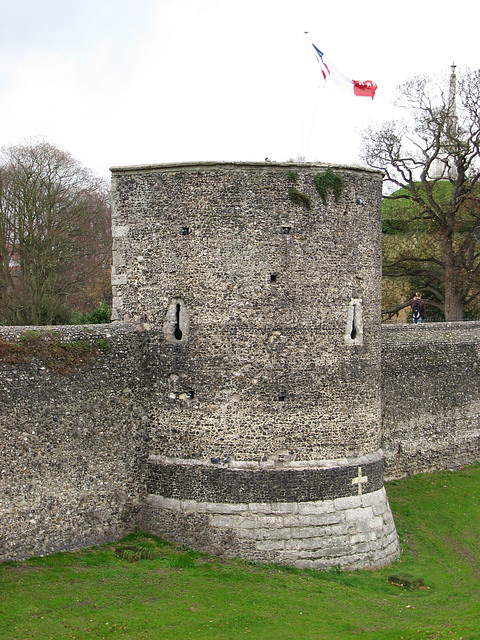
[382,321,480,478]
[2,162,478,567]
[144,453,385,503]
[0,323,149,562]
[2,319,477,565]
[108,160,399,569]
[110,161,384,463]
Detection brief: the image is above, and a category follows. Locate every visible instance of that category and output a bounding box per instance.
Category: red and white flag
[312,44,377,99]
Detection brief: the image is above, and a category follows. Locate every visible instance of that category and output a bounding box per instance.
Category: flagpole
[301,31,320,162]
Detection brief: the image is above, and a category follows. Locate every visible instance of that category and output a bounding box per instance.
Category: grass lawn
[1,464,479,640]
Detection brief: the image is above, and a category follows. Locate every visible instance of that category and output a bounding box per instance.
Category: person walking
[410,292,425,324]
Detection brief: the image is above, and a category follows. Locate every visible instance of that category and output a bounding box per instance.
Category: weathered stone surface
[382,322,480,478]
[139,487,399,570]
[7,162,477,568]
[144,457,385,503]
[109,160,398,570]
[0,323,148,562]
[111,161,384,463]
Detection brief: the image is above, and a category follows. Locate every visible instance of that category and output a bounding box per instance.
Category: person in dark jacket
[410,292,425,324]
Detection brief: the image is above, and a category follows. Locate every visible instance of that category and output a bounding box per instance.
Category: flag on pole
[312,44,377,99]
[312,44,331,81]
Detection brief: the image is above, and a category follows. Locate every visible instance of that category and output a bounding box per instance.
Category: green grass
[1,465,479,640]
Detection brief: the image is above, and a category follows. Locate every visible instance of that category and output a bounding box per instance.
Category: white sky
[1,0,478,180]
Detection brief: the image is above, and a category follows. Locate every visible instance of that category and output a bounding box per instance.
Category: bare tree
[362,67,480,321]
[0,141,111,325]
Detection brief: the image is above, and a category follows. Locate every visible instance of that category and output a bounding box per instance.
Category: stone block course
[137,487,399,570]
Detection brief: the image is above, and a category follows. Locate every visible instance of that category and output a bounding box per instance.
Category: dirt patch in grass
[446,538,480,576]
[4,564,45,574]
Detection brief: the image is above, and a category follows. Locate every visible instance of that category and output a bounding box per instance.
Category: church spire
[429,64,458,180]
[447,63,457,139]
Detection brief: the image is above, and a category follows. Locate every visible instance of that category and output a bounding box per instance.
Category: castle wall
[0,324,148,562]
[382,322,480,478]
[2,318,479,564]
[6,164,478,567]
[110,161,399,569]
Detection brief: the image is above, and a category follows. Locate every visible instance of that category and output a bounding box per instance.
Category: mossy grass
[288,187,312,210]
[1,465,479,639]
[314,167,344,204]
[0,330,111,373]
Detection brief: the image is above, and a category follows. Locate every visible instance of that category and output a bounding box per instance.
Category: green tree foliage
[0,141,111,325]
[362,68,480,321]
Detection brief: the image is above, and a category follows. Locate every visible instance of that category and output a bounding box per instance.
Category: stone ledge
[147,450,384,471]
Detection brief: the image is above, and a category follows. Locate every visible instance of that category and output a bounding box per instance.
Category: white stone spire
[447,63,457,139]
[430,64,458,180]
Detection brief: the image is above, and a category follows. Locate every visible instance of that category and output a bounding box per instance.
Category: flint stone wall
[110,161,384,462]
[382,321,480,478]
[2,317,479,563]
[0,323,148,562]
[6,163,480,567]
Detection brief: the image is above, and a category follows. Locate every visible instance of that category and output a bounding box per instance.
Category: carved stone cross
[352,466,368,495]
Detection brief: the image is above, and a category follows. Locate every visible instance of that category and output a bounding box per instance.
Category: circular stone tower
[110,161,399,570]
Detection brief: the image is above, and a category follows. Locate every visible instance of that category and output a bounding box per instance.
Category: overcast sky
[0,0,478,180]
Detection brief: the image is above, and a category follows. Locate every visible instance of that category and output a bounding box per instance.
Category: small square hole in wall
[277,391,287,401]
[181,226,190,236]
[281,226,291,235]
[270,274,278,283]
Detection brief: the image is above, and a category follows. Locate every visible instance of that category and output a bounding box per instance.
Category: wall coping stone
[0,320,142,339]
[109,160,383,178]
[382,320,480,334]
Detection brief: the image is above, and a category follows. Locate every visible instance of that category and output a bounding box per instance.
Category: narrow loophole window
[345,298,363,346]
[174,303,183,340]
[350,305,358,340]
[164,298,189,344]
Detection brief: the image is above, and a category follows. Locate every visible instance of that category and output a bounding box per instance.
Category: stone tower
[110,161,399,570]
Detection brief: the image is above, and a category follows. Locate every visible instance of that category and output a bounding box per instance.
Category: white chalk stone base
[144,487,399,570]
